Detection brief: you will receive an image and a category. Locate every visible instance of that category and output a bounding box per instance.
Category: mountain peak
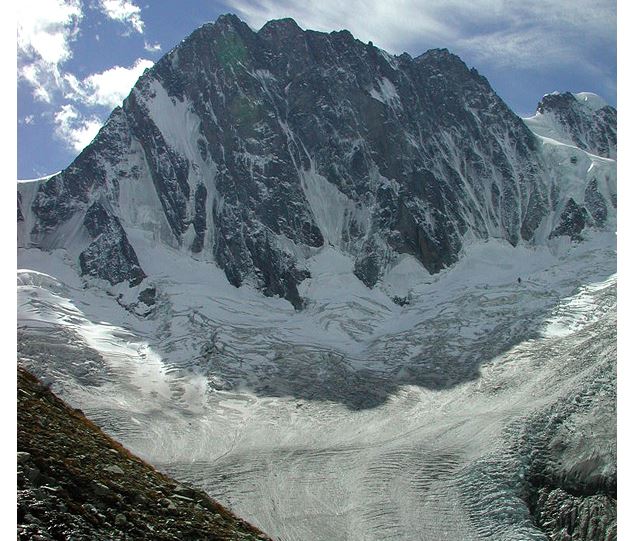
[259,17,302,32]
[215,12,243,26]
[415,48,459,62]
[537,91,613,115]
[530,91,616,158]
[257,16,304,42]
[17,17,617,308]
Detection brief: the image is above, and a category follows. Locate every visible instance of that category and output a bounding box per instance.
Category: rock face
[16,14,617,307]
[79,201,146,287]
[17,366,272,541]
[531,488,616,541]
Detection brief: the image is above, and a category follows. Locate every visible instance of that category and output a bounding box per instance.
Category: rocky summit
[17,366,272,541]
[17,14,615,308]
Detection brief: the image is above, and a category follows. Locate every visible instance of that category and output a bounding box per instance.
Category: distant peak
[414,48,463,66]
[258,17,304,39]
[215,13,242,25]
[536,92,576,114]
[537,91,612,115]
[262,17,301,29]
[330,28,354,39]
[541,91,606,108]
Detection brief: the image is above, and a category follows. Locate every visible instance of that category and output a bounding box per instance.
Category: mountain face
[531,91,616,159]
[17,14,616,308]
[16,15,617,541]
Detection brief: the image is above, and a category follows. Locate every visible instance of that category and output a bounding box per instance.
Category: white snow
[18,178,44,248]
[17,172,61,183]
[299,165,369,247]
[369,77,401,109]
[128,77,220,254]
[379,254,431,299]
[143,79,203,160]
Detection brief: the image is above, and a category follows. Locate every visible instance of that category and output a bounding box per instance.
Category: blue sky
[17,0,617,179]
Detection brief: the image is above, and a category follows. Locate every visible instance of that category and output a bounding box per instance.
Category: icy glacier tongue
[17,228,615,540]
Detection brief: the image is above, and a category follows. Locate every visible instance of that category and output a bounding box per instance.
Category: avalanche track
[17,231,616,540]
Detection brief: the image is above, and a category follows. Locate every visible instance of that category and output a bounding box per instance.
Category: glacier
[17,228,616,539]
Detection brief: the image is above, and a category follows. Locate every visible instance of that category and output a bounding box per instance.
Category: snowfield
[17,228,616,540]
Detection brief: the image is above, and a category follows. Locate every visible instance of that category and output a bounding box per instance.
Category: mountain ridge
[17,14,616,309]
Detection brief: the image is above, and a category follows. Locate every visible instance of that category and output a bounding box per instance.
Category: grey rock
[533,487,616,541]
[93,482,111,497]
[172,494,195,503]
[102,464,125,475]
[550,198,590,241]
[160,497,177,511]
[79,202,145,287]
[138,287,156,306]
[25,465,40,483]
[82,503,99,515]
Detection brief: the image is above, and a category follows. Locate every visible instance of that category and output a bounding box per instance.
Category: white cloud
[65,58,154,108]
[53,104,103,152]
[144,41,162,52]
[19,115,35,126]
[98,0,145,34]
[17,0,83,102]
[228,0,615,71]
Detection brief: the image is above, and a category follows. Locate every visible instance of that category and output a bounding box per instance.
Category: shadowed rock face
[18,15,615,307]
[549,198,590,242]
[79,202,146,287]
[531,488,616,541]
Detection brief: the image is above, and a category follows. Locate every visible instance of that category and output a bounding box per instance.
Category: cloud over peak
[64,58,154,109]
[53,104,103,152]
[17,0,83,102]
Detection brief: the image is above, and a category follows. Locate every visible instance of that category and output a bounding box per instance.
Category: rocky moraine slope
[17,366,272,540]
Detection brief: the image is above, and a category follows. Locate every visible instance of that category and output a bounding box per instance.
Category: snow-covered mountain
[524,91,616,159]
[17,14,616,541]
[17,14,615,309]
